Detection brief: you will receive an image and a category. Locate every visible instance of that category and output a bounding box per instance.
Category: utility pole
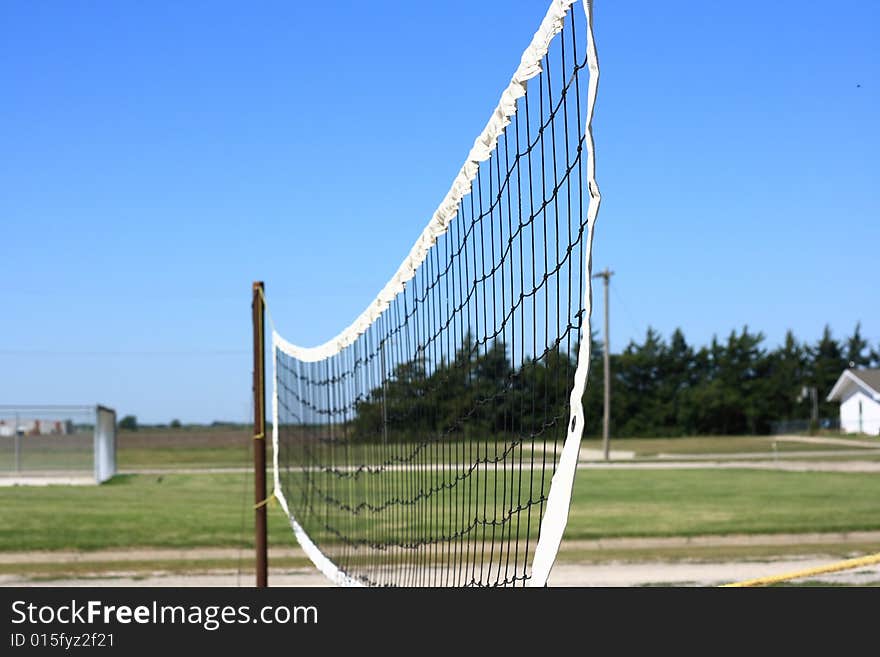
[252,281,268,587]
[592,268,613,461]
[810,386,819,429]
[14,412,21,473]
[799,385,819,434]
[808,386,819,434]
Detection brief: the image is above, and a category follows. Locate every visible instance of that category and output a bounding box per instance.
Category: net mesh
[273,0,598,587]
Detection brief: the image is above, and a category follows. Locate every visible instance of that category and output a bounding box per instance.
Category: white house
[826,368,880,436]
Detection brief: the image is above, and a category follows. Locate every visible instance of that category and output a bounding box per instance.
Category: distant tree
[436,333,479,437]
[844,322,871,368]
[681,328,765,435]
[763,330,809,425]
[579,331,605,436]
[349,323,873,440]
[170,419,182,429]
[613,327,667,436]
[807,325,847,419]
[662,328,697,430]
[119,415,138,431]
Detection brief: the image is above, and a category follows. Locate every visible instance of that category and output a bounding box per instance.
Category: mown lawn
[579,435,879,456]
[565,469,880,538]
[115,434,880,471]
[2,469,880,552]
[119,447,251,469]
[0,473,285,552]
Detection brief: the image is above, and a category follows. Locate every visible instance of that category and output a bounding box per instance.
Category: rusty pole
[252,281,268,587]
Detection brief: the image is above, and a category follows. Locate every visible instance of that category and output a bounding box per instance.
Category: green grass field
[579,435,880,456]
[113,431,880,470]
[566,469,880,537]
[3,469,880,553]
[3,432,879,584]
[117,428,250,469]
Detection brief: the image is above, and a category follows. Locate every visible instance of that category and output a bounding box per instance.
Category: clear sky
[1,1,877,424]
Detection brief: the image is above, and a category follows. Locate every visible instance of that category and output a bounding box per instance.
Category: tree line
[353,324,878,440]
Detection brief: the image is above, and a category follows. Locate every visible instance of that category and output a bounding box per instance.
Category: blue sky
[1,1,877,423]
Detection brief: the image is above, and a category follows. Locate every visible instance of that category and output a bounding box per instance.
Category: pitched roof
[827,368,880,402]
[850,368,880,393]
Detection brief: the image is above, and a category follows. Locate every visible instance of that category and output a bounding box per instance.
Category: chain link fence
[0,405,116,483]
[769,417,841,435]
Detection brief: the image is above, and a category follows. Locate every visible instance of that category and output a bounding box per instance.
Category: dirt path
[578,460,880,472]
[547,557,880,586]
[4,556,878,587]
[118,457,880,478]
[3,530,879,566]
[773,435,879,448]
[3,531,878,586]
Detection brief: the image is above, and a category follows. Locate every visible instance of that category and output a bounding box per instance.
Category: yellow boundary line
[721,552,880,587]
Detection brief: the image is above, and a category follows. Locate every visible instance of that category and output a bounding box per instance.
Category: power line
[0,349,248,356]
[608,278,646,342]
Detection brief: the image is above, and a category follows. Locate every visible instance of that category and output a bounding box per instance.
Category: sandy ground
[4,557,878,587]
[549,558,880,586]
[3,531,879,587]
[579,460,880,472]
[4,531,880,565]
[773,435,880,448]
